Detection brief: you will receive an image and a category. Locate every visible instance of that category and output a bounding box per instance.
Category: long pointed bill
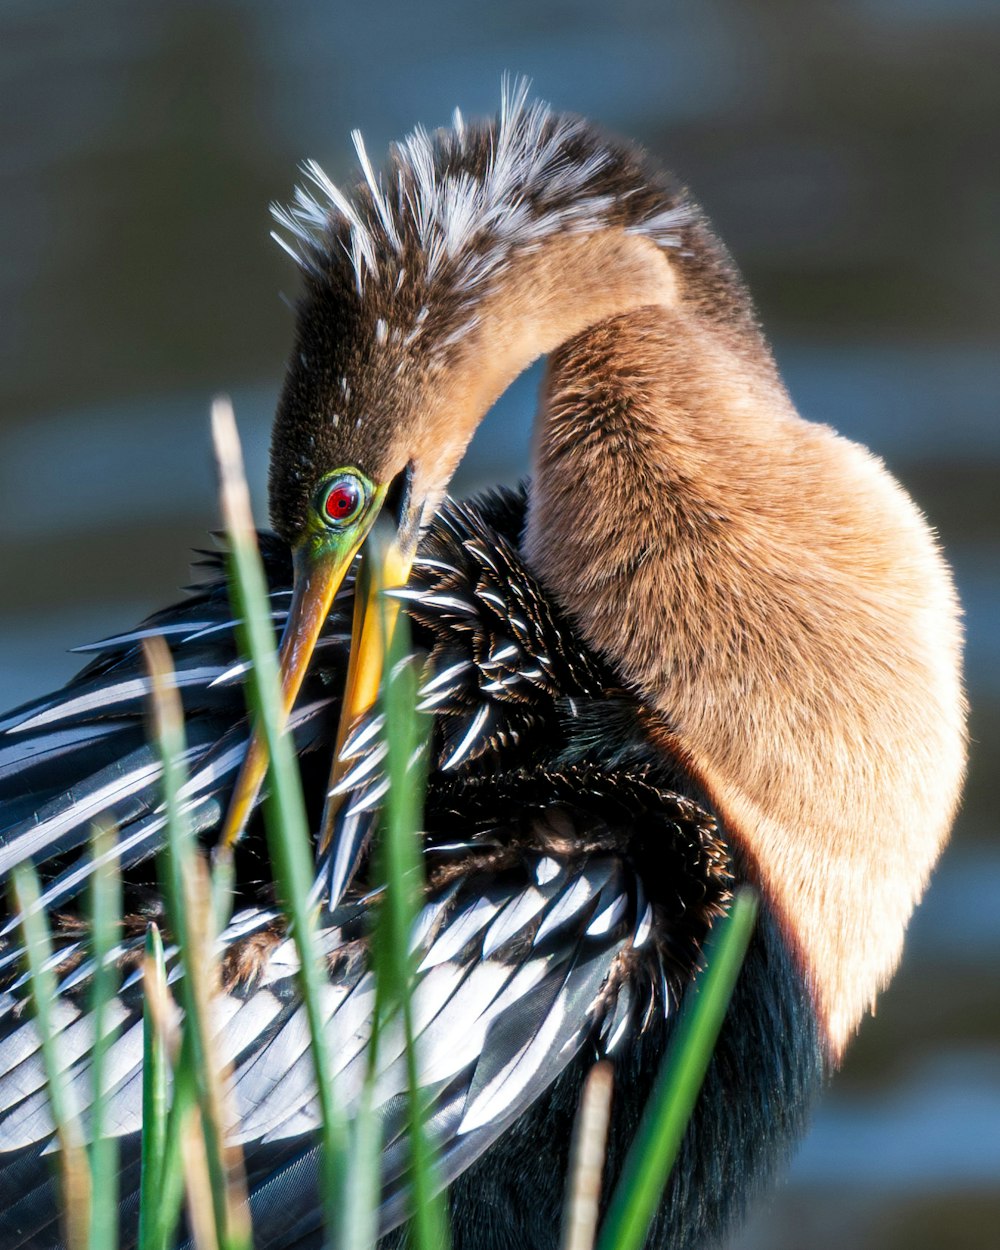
[219,529,372,850]
[317,530,413,855]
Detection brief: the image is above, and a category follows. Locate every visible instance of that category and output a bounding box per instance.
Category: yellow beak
[218,511,413,852]
[317,531,413,855]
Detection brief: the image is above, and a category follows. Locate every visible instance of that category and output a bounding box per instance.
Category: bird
[0,82,966,1250]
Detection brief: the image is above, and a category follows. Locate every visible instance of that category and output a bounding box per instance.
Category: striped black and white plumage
[0,486,822,1250]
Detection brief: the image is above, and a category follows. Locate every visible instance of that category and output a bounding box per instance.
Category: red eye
[319,474,366,527]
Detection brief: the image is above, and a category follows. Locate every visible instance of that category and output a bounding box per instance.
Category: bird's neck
[412,231,682,519]
[521,302,965,1061]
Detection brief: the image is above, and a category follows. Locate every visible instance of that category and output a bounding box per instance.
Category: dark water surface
[1,4,997,1246]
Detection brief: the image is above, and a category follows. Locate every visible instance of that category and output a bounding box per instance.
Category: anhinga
[0,85,966,1250]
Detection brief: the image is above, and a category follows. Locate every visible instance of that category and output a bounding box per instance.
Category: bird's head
[220,84,711,843]
[265,237,504,713]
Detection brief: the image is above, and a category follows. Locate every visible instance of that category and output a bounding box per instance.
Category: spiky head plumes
[267,80,717,546]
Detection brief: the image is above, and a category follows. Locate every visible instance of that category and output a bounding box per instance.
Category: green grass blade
[152,1041,200,1250]
[370,559,449,1250]
[211,397,346,1248]
[145,636,250,1250]
[11,864,91,1250]
[340,1078,382,1250]
[88,822,122,1250]
[595,888,759,1250]
[138,923,170,1250]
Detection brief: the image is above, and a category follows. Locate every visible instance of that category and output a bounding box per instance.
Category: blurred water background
[0,2,996,1245]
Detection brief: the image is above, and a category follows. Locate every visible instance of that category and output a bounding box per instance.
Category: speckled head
[264,80,752,553]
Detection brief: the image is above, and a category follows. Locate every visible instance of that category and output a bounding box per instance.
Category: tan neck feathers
[412,231,680,509]
[523,305,966,1060]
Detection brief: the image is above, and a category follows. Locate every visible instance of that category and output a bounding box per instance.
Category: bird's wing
[0,845,658,1249]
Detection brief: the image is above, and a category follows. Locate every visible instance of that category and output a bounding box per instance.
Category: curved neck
[519,303,964,1060]
[410,230,682,520]
[405,229,963,1058]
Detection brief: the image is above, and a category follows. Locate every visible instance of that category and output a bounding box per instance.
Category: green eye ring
[316,470,370,529]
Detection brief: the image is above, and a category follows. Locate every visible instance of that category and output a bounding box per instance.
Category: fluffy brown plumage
[528,305,966,1055]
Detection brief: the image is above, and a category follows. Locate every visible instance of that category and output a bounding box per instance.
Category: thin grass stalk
[87,822,122,1250]
[144,639,204,1250]
[138,923,170,1250]
[186,851,250,1250]
[210,397,346,1247]
[145,636,250,1250]
[341,902,383,1245]
[342,800,392,1250]
[595,888,759,1250]
[342,853,389,1250]
[152,1041,200,1250]
[182,1111,222,1250]
[341,1077,382,1250]
[11,864,91,1250]
[374,567,449,1250]
[560,1061,614,1250]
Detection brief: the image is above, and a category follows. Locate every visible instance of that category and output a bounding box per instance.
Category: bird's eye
[318,472,367,528]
